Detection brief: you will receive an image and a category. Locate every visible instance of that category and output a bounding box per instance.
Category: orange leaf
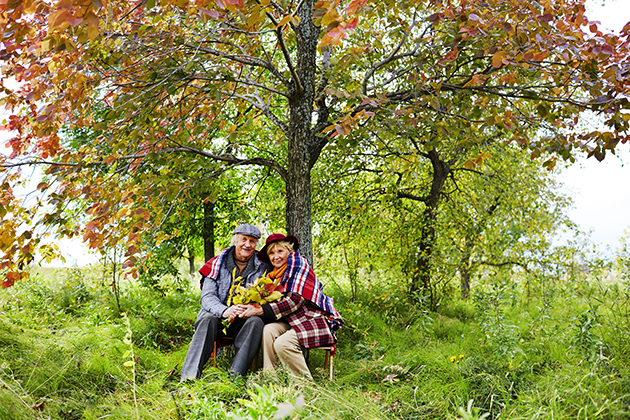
[277,14,291,27]
[344,0,366,15]
[2,272,18,289]
[533,51,548,61]
[492,51,506,68]
[463,158,476,170]
[463,74,485,87]
[48,10,71,30]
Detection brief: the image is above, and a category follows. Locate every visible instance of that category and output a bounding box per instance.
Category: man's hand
[238,304,263,318]
[222,305,244,320]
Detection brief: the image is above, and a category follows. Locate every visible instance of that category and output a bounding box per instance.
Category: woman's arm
[237,292,304,319]
[262,292,304,320]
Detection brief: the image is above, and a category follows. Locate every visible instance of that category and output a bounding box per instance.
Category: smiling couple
[180,224,342,382]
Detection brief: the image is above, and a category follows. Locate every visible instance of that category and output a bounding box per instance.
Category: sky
[1,1,630,266]
[558,0,630,255]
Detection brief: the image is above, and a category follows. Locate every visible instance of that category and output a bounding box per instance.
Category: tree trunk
[458,236,475,299]
[284,0,318,266]
[187,245,195,275]
[460,256,472,299]
[410,148,451,310]
[203,201,215,262]
[458,197,500,299]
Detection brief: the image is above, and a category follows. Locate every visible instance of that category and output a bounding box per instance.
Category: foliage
[1,0,630,287]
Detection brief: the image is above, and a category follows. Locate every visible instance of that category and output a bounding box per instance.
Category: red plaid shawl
[280,251,341,322]
[270,292,338,348]
[270,251,343,348]
[198,247,230,282]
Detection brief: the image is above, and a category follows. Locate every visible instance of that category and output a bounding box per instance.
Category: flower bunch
[227,270,285,306]
[222,269,285,333]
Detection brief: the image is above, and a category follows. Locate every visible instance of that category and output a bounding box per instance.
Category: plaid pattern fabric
[268,292,337,348]
[282,251,341,321]
[198,247,229,286]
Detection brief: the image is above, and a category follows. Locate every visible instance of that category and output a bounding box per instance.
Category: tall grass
[1,264,630,419]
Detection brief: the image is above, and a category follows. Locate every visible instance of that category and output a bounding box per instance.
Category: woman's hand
[238,304,263,318]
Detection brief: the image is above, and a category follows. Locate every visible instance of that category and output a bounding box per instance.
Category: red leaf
[439,48,458,63]
[201,8,219,19]
[360,97,377,107]
[345,17,358,30]
[344,0,367,15]
[58,10,83,27]
[540,14,553,23]
[57,0,73,10]
[2,272,18,289]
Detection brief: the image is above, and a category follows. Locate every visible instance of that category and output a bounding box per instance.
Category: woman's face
[267,244,290,268]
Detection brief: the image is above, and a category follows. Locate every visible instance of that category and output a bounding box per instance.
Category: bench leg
[326,349,333,380]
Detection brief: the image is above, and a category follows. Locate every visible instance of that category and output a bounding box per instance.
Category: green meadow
[2,262,630,420]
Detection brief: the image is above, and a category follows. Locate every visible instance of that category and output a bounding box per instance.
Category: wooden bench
[211,338,335,380]
[305,346,335,380]
[210,337,259,371]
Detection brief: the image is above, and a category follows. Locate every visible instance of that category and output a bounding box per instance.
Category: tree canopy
[1,0,629,288]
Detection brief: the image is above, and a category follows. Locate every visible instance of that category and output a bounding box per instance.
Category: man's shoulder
[199,247,234,278]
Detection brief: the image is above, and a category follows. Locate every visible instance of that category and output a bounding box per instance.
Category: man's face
[234,234,258,261]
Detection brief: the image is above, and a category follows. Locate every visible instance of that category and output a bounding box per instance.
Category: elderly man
[180,224,272,381]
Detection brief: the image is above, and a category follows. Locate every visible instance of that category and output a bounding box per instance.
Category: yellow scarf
[268,264,287,281]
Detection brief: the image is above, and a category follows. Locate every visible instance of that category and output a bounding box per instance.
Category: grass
[1,265,630,419]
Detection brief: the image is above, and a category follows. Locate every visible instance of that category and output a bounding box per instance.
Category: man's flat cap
[232,224,261,239]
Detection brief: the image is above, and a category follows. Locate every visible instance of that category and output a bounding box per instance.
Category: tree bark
[284,0,318,266]
[187,246,195,275]
[203,201,215,263]
[459,241,474,299]
[409,148,452,310]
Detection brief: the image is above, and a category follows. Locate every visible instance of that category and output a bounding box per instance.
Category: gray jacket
[200,247,271,318]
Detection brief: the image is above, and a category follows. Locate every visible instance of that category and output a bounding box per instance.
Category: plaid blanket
[280,251,342,327]
[270,292,338,348]
[200,248,342,331]
[198,247,229,285]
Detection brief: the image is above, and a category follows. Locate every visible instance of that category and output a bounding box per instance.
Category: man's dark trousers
[180,311,263,381]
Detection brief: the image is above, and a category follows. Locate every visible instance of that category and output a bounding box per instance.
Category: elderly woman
[238,233,342,379]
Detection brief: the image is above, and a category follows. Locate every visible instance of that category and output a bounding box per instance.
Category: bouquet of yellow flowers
[222,269,285,332]
[227,270,285,306]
